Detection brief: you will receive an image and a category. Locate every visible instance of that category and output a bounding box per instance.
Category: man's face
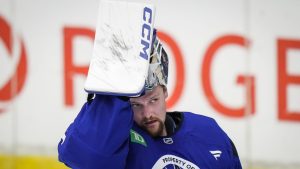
[130,85,168,137]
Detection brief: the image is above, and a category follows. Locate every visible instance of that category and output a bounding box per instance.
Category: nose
[142,104,152,119]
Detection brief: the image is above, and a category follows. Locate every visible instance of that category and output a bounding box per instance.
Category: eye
[131,103,140,108]
[150,98,158,103]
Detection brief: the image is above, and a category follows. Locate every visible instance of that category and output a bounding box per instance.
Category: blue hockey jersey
[58,95,242,169]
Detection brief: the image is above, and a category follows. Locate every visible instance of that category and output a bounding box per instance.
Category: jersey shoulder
[183,112,219,129]
[182,112,228,145]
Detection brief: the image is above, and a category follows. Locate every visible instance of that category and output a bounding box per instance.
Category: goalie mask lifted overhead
[84,0,156,96]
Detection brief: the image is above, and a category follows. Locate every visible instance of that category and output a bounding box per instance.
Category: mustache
[142,116,159,123]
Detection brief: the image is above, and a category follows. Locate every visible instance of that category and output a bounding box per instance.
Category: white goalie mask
[145,33,169,90]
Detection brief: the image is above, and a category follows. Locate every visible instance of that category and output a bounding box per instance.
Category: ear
[162,86,168,99]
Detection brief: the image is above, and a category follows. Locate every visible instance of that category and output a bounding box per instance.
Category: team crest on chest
[152,154,199,169]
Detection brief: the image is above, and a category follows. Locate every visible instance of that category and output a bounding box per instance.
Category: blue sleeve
[58,95,133,169]
[228,138,242,169]
[214,120,242,169]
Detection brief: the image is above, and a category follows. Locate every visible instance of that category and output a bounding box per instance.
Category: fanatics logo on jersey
[209,150,222,160]
[163,138,173,144]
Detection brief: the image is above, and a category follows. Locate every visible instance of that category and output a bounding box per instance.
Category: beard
[141,117,165,137]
